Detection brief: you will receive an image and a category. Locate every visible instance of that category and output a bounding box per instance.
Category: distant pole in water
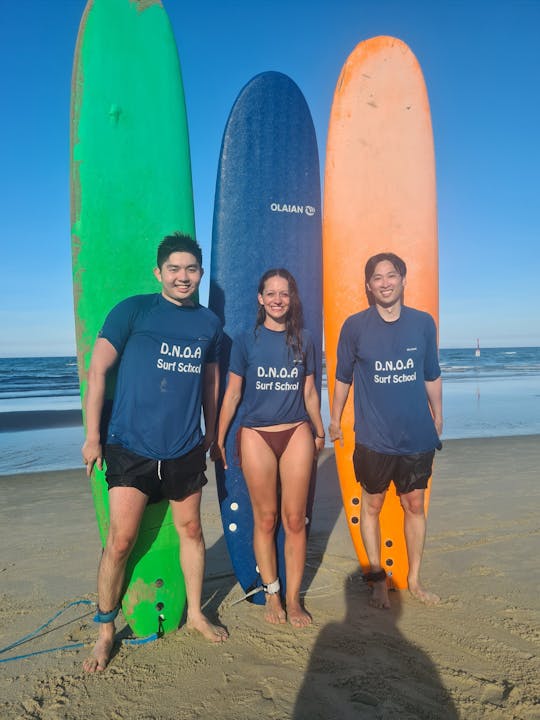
[475,338,481,357]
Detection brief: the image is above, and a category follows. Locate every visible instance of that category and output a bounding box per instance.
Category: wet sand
[1,436,539,719]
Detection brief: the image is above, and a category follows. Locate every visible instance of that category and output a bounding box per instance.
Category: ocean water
[0,356,84,476]
[1,348,539,475]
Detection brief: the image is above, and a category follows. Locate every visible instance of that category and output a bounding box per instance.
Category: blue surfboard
[209,72,322,604]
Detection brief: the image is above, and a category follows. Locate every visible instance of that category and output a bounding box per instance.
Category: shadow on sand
[293,568,458,720]
[202,532,238,618]
[301,450,344,602]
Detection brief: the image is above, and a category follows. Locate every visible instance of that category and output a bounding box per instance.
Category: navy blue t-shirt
[336,305,441,454]
[99,293,222,460]
[229,326,315,427]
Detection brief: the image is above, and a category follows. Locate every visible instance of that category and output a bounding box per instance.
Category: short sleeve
[98,297,137,354]
[205,322,223,364]
[423,315,441,381]
[303,331,316,376]
[228,332,248,377]
[335,316,357,384]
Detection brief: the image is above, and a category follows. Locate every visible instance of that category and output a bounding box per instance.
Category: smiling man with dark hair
[329,252,442,609]
[81,233,228,672]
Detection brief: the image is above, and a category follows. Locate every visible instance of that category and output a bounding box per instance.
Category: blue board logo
[270,202,317,216]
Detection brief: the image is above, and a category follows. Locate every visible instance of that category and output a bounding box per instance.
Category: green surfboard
[70,0,194,637]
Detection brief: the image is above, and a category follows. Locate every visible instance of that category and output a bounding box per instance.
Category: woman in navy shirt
[215,269,325,627]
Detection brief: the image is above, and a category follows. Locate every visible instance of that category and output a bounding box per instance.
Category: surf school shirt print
[336,306,441,454]
[229,326,315,428]
[99,294,222,460]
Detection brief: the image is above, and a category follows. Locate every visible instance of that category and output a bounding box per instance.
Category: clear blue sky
[1,0,539,357]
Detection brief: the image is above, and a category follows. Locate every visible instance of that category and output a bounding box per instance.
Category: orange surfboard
[323,36,438,589]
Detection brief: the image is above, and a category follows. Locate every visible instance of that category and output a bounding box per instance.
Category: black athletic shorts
[352,443,435,495]
[104,442,208,503]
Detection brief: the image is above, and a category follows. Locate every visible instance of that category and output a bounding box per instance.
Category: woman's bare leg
[241,429,285,623]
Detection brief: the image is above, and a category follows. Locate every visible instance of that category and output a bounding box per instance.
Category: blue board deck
[209,72,322,604]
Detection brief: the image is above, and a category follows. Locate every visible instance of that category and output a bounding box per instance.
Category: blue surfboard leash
[0,599,159,664]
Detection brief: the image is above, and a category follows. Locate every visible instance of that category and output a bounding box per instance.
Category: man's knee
[400,491,425,515]
[361,491,385,516]
[177,518,203,541]
[106,532,137,560]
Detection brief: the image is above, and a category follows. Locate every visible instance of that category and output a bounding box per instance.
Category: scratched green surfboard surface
[70,0,193,637]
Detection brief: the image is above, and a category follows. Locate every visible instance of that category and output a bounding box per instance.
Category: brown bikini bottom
[236,422,307,466]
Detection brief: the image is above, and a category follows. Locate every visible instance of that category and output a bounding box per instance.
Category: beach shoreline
[1,437,539,719]
[2,347,540,477]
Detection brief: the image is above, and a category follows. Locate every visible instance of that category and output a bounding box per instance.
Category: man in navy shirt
[329,252,442,609]
[82,233,228,672]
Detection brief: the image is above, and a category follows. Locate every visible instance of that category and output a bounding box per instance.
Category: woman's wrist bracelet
[316,433,325,439]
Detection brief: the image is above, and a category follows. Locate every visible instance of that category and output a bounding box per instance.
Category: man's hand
[328,420,344,447]
[203,432,215,453]
[82,439,103,477]
[210,440,228,469]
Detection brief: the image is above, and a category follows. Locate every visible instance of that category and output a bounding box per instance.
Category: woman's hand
[314,435,325,456]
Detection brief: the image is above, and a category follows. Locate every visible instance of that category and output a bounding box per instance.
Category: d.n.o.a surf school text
[373,358,417,384]
[256,364,300,391]
[157,341,202,374]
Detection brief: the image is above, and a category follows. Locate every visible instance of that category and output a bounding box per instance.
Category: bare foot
[187,614,228,642]
[369,579,390,609]
[287,600,312,628]
[83,627,115,672]
[408,582,440,605]
[264,593,287,624]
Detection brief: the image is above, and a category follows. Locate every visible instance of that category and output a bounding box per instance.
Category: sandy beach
[1,436,539,719]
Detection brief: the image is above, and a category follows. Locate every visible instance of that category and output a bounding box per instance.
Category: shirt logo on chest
[257,366,299,379]
[160,341,202,359]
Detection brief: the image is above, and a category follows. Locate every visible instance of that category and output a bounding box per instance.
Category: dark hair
[256,268,304,357]
[364,252,407,284]
[157,232,202,269]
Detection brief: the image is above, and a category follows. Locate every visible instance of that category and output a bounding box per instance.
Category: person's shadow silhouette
[300,450,343,597]
[293,568,458,720]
